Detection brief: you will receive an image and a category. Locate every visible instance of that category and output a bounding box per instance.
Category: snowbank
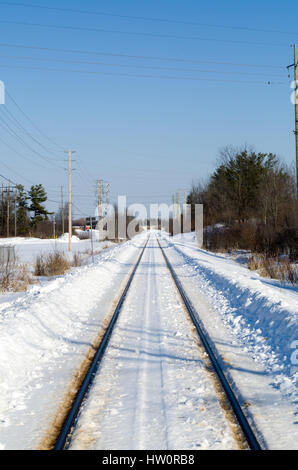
[0,234,147,449]
[163,232,298,448]
[57,233,80,242]
[0,236,112,266]
[170,232,298,364]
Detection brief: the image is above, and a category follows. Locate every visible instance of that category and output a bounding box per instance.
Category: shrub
[0,259,34,292]
[34,252,71,276]
[248,254,298,285]
[72,253,82,267]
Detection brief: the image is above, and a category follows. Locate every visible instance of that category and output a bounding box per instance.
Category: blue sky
[0,0,297,217]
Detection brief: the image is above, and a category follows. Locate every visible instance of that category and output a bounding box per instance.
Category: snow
[165,232,298,449]
[0,234,113,267]
[57,233,80,242]
[69,236,239,450]
[0,230,297,449]
[0,234,147,449]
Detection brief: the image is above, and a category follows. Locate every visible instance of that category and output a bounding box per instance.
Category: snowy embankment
[0,233,113,267]
[0,234,147,450]
[163,232,298,449]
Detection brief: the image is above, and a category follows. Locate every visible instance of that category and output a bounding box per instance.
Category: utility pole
[66,149,75,252]
[1,184,3,235]
[61,185,64,235]
[295,44,298,196]
[68,149,72,251]
[7,181,10,238]
[97,179,102,239]
[90,215,94,263]
[14,190,17,237]
[288,44,298,195]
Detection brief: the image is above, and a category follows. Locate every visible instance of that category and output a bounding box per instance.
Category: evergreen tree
[28,184,51,227]
[209,150,277,223]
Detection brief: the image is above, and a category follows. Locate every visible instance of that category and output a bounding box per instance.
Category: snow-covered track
[53,237,149,450]
[156,236,262,451]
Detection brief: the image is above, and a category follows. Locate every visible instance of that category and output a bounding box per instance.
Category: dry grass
[0,259,35,292]
[248,254,298,285]
[72,252,83,267]
[34,252,71,277]
[82,245,109,257]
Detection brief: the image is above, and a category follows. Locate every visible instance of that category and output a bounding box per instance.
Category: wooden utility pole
[1,184,3,235]
[288,44,298,195]
[14,190,17,237]
[61,185,64,235]
[6,182,10,238]
[97,179,102,238]
[295,44,298,196]
[90,215,94,263]
[68,149,73,252]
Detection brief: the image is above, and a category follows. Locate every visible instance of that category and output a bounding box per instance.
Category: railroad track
[53,236,149,450]
[53,233,261,450]
[156,236,261,451]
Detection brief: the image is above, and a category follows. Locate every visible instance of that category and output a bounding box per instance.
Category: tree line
[187,145,298,257]
[0,183,52,237]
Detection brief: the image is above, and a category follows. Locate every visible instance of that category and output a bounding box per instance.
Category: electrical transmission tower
[97,179,110,237]
[97,179,110,217]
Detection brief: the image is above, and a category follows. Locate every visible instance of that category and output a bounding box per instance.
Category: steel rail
[53,236,149,450]
[157,236,262,451]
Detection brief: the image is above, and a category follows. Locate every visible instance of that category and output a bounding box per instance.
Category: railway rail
[53,237,149,450]
[53,234,261,451]
[156,236,261,451]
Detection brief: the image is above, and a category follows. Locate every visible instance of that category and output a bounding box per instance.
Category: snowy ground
[0,234,146,450]
[166,231,298,449]
[0,232,113,267]
[0,230,297,449]
[69,236,239,450]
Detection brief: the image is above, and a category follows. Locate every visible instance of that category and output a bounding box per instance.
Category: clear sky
[0,0,297,217]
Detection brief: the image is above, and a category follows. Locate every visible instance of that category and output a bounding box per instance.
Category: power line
[0,130,57,170]
[72,202,88,217]
[0,43,284,69]
[0,63,285,85]
[0,20,288,47]
[0,54,285,77]
[0,103,63,157]
[0,156,35,184]
[0,2,296,36]
[75,154,96,184]
[5,88,65,151]
[0,112,64,169]
[0,172,17,185]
